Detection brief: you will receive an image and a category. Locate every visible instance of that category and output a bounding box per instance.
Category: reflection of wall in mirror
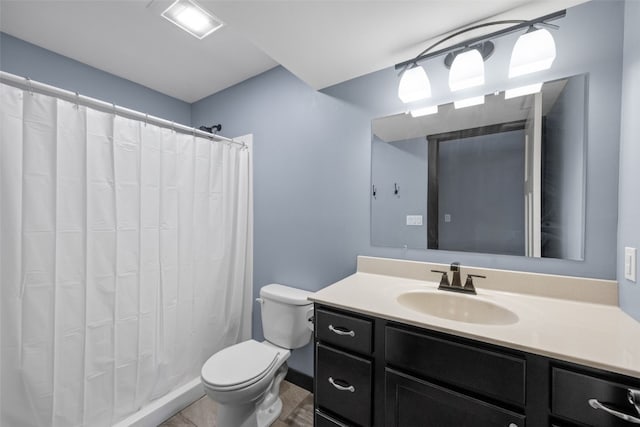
[437,130,526,256]
[371,135,428,249]
[543,74,586,260]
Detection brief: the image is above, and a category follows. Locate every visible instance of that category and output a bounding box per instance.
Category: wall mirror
[371,73,587,260]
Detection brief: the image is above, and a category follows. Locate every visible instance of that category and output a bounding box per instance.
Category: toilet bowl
[201,284,313,427]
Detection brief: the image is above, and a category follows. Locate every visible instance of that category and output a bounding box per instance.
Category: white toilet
[201,284,314,427]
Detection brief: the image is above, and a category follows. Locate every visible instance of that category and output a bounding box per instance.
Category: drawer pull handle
[328,377,355,393]
[328,325,355,337]
[588,399,640,424]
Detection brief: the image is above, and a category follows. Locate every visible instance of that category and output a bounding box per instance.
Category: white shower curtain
[0,82,253,427]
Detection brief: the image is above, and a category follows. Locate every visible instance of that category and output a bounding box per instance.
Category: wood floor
[158,381,313,427]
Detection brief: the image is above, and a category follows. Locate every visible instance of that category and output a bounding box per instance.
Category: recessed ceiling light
[162,0,224,40]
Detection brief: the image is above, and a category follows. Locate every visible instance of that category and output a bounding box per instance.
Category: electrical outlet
[625,247,637,282]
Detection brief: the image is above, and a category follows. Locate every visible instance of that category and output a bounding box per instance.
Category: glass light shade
[509,28,556,78]
[410,105,438,117]
[449,49,485,92]
[504,83,543,99]
[162,0,224,40]
[398,66,432,103]
[454,96,485,109]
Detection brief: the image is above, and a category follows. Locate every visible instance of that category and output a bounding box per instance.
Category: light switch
[444,214,452,223]
[406,215,423,226]
[625,247,637,282]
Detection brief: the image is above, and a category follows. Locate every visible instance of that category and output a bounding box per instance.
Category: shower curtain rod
[0,71,244,147]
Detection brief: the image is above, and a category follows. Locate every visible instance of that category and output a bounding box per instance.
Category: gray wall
[192,1,626,375]
[617,0,640,322]
[0,0,632,375]
[544,75,586,260]
[0,33,191,125]
[438,130,525,256]
[371,136,428,249]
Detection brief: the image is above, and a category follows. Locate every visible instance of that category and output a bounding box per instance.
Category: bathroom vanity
[310,257,640,427]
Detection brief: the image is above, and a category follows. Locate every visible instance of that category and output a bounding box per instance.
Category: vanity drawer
[316,343,372,426]
[385,326,526,407]
[316,307,373,355]
[552,367,640,426]
[315,410,352,427]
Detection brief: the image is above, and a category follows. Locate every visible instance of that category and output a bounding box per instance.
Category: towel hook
[394,183,400,197]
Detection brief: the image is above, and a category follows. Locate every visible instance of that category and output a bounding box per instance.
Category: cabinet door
[386,369,526,427]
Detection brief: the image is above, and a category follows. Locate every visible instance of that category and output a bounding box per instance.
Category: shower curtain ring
[144,113,148,127]
[74,92,80,110]
[26,77,33,96]
[112,103,116,115]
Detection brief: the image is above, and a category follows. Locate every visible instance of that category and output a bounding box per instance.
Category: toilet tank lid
[260,284,312,306]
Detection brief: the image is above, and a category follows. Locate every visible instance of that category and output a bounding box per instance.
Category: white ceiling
[0,0,587,103]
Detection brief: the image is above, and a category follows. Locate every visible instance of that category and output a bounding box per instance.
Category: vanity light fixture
[162,0,224,40]
[398,65,432,103]
[394,10,565,105]
[448,48,485,91]
[454,96,485,109]
[410,105,438,117]
[504,82,543,99]
[509,28,557,78]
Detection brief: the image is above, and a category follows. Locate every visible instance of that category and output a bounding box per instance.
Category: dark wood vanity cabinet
[313,304,640,427]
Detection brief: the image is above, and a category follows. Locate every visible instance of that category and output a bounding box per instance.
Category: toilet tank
[259,284,313,349]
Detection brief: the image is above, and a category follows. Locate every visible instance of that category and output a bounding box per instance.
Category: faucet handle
[431,270,450,288]
[464,274,485,292]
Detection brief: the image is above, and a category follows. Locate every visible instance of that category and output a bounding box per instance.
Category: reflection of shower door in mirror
[524,93,543,257]
[427,122,526,256]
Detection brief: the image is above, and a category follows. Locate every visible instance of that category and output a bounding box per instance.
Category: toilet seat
[201,340,284,391]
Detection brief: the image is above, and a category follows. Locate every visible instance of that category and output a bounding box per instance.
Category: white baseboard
[113,378,204,427]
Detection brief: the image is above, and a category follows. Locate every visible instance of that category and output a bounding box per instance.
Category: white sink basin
[397,290,519,325]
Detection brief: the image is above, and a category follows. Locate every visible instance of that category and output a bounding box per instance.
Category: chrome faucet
[430,262,485,295]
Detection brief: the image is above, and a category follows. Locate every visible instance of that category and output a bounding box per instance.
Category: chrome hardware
[589,399,640,424]
[630,388,640,416]
[328,325,355,337]
[255,297,264,304]
[328,377,355,393]
[508,423,518,427]
[306,307,315,332]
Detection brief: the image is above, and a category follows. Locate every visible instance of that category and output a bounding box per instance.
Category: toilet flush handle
[306,306,314,332]
[256,297,264,304]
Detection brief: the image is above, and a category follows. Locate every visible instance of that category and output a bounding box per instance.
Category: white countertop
[310,264,640,379]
